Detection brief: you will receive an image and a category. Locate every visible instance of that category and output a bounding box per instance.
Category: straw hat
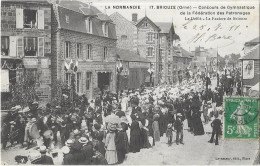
[78,137,88,144]
[65,139,74,147]
[61,146,70,154]
[39,146,47,153]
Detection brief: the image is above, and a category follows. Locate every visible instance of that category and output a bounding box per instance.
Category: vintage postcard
[1,0,259,165]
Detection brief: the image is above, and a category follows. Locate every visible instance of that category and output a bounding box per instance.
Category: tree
[9,70,40,108]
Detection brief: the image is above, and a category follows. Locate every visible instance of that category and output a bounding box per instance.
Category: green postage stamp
[224,97,259,139]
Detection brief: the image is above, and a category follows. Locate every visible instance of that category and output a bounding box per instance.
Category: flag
[117,61,123,73]
[69,59,74,71]
[64,61,69,71]
[74,60,78,72]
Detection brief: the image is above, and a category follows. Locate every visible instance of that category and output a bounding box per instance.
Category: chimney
[132,13,138,22]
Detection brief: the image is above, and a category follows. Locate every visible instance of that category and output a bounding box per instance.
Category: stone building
[51,0,117,99]
[1,0,52,104]
[110,13,188,85]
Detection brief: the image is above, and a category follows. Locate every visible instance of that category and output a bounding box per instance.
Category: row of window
[1,36,44,57]
[65,72,92,93]
[64,41,108,60]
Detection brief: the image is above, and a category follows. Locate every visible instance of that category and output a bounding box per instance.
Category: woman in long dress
[152,114,160,144]
[129,114,141,153]
[105,125,118,164]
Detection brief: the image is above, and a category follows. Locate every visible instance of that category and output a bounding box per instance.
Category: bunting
[117,60,123,73]
[64,61,70,71]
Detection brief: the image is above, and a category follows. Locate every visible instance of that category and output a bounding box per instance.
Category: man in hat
[174,113,184,145]
[81,136,94,165]
[29,101,39,118]
[62,146,73,165]
[115,124,128,164]
[33,146,54,165]
[208,114,222,145]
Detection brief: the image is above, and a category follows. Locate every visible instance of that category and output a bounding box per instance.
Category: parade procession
[1,0,259,165]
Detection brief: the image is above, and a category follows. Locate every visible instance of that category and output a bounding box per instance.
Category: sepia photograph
[1,0,259,165]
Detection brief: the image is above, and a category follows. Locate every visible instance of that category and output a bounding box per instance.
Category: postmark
[224,97,259,139]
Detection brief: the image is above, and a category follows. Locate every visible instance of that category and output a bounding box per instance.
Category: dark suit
[32,155,54,165]
[209,118,222,145]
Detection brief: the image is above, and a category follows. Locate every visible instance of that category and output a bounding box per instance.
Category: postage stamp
[224,97,259,139]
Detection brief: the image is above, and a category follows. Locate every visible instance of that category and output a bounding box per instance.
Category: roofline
[59,28,117,40]
[57,5,113,23]
[136,16,161,31]
[120,60,151,63]
[2,0,51,5]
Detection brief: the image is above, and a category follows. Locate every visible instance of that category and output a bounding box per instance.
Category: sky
[80,0,259,57]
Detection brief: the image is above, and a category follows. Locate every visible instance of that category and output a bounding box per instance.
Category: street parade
[1,0,259,165]
[1,71,243,165]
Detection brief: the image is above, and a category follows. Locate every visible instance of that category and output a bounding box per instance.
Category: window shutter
[9,36,17,57]
[38,37,44,57]
[16,9,23,29]
[17,37,24,57]
[37,10,44,30]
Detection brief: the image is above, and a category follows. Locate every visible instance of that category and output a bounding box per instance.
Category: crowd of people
[1,72,239,165]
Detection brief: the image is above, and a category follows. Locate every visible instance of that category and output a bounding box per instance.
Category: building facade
[109,12,137,52]
[1,0,52,105]
[116,48,150,90]
[51,0,117,99]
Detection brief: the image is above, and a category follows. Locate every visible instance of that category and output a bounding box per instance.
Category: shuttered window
[24,37,37,57]
[16,9,44,29]
[1,36,9,56]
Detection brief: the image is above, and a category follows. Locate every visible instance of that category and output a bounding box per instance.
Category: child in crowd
[174,113,184,145]
[166,123,173,146]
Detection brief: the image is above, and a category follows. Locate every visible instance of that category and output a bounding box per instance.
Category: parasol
[104,114,121,124]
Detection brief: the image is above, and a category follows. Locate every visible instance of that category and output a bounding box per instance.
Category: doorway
[98,72,110,92]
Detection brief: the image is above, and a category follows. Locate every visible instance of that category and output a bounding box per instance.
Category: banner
[243,60,254,79]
